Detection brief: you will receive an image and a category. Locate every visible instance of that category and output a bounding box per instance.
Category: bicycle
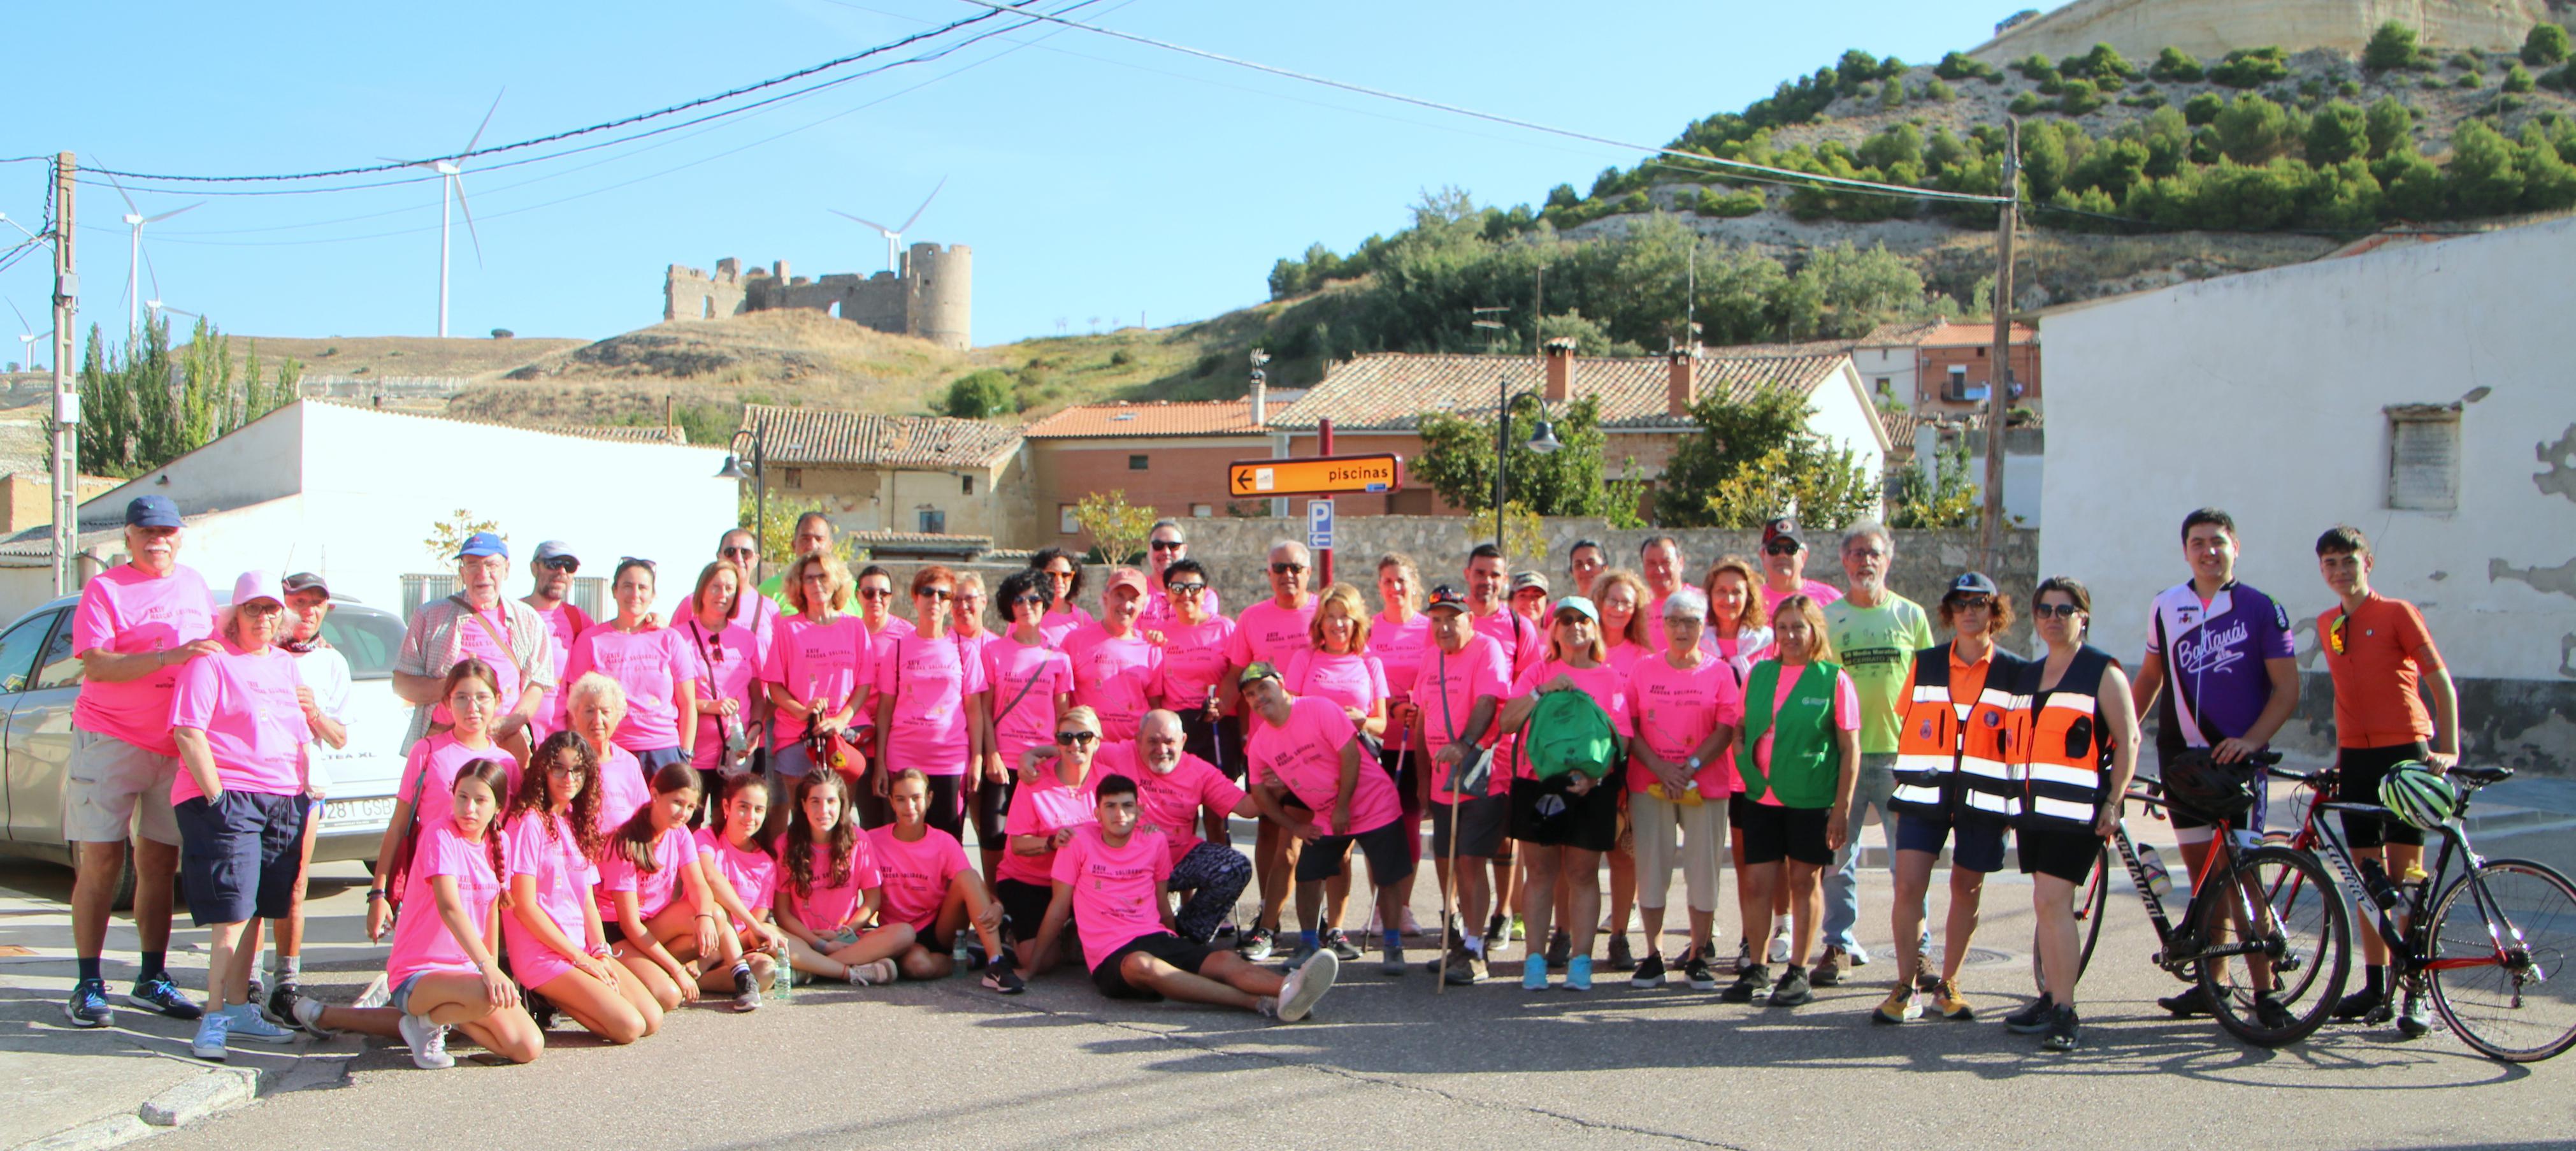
[2263,761,2576,1062]
[2042,751,2354,1047]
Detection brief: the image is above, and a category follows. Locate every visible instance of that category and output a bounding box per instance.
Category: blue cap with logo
[125,495,182,529]
[456,531,509,560]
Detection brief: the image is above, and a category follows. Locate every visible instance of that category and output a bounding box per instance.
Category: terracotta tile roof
[1270,351,1848,431]
[1851,320,1943,349]
[1023,399,1269,438]
[1876,407,2045,458]
[741,403,1022,468]
[1863,320,2037,349]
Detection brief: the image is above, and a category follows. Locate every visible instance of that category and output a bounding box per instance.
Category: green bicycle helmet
[2377,762,2459,830]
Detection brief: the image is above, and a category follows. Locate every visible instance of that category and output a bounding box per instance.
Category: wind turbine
[7,298,48,374]
[830,177,947,275]
[100,171,201,344]
[145,299,200,324]
[391,92,501,338]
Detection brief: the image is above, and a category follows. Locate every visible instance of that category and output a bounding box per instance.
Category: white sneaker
[1274,951,1339,1022]
[225,1003,296,1045]
[290,995,338,1038]
[1845,942,1873,967]
[1400,908,1424,936]
[846,959,897,986]
[399,1013,455,1069]
[1767,930,1792,964]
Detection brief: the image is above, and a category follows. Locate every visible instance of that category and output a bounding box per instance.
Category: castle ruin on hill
[663,242,972,351]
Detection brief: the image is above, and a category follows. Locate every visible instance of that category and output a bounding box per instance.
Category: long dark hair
[783,771,858,899]
[393,757,514,904]
[1028,547,1086,608]
[510,730,604,862]
[613,761,702,872]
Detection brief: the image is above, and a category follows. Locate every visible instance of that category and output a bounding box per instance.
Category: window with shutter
[2385,404,2461,512]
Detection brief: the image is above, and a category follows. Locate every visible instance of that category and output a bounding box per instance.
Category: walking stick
[1437,747,1463,996]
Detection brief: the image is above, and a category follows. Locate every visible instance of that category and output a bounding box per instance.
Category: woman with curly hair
[504,732,658,1044]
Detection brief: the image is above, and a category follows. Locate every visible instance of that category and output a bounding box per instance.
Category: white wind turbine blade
[5,297,27,335]
[100,167,140,217]
[830,208,896,235]
[452,173,484,268]
[145,201,203,226]
[896,176,947,235]
[462,90,505,156]
[141,243,164,306]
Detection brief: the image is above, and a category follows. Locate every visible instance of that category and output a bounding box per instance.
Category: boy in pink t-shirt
[1092,711,1255,944]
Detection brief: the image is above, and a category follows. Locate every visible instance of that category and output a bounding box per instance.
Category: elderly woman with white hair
[564,672,651,836]
[1621,586,1746,991]
[168,572,314,1061]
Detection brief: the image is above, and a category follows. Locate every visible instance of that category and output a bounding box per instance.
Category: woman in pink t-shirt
[870,566,990,841]
[1493,597,1634,991]
[694,772,784,1010]
[562,560,699,774]
[679,560,763,793]
[367,661,510,942]
[1369,554,1432,904]
[502,732,658,1045]
[1281,584,1392,942]
[762,553,872,783]
[949,573,998,699]
[566,674,652,838]
[1028,547,1097,647]
[977,568,1076,881]
[1623,588,1745,987]
[288,760,540,1068]
[1589,568,1655,972]
[998,706,1106,962]
[775,772,910,987]
[601,762,717,1011]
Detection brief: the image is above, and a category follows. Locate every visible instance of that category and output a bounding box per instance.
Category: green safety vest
[1741,660,1843,809]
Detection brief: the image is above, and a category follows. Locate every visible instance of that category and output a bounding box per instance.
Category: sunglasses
[1054,730,1100,746]
[1948,595,1995,611]
[1764,540,1801,556]
[2032,602,2084,620]
[540,558,579,573]
[1150,540,1186,551]
[858,588,894,600]
[2328,610,2349,655]
[1271,563,1307,574]
[719,546,756,560]
[1167,582,1207,595]
[917,588,954,601]
[1012,594,1047,607]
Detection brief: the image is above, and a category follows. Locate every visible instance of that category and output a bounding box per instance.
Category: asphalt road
[111,820,2576,1151]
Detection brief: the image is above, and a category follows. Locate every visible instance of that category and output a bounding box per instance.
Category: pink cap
[231,569,285,608]
[1105,567,1149,597]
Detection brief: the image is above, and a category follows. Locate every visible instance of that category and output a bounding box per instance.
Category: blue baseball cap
[125,495,182,529]
[456,531,509,560]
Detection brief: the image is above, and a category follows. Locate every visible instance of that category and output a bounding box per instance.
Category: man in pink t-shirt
[1241,666,1414,975]
[62,496,222,1027]
[1020,774,1340,1020]
[1639,535,1689,650]
[519,540,593,739]
[1220,540,1318,963]
[1062,568,1162,742]
[1409,586,1511,983]
[1759,517,1844,621]
[1140,518,1223,626]
[1094,711,1255,943]
[1464,544,1544,679]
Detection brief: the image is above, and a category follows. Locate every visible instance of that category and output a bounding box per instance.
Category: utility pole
[1980,120,2017,574]
[50,152,80,595]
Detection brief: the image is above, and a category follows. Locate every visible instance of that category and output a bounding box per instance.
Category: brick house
[736,403,1029,542]
[1850,319,2041,416]
[1021,398,1274,551]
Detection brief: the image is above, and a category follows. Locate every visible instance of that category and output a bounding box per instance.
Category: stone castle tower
[661,242,972,351]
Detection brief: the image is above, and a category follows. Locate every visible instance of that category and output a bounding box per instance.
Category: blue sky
[3,1,2053,356]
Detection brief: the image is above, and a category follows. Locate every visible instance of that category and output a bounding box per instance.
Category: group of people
[53,496,2454,1064]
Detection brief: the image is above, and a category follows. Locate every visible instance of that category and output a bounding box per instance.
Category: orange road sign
[1228,454,1405,498]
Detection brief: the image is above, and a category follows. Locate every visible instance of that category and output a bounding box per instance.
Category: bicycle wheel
[2427,858,2576,1062]
[2198,844,2350,1048]
[2033,842,2110,994]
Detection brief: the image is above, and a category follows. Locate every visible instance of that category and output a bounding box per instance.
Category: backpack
[1520,690,1617,780]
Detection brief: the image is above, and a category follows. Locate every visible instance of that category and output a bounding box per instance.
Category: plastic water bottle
[2137,844,2174,899]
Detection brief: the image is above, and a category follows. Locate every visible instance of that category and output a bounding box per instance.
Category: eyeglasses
[1764,540,1801,556]
[545,764,589,778]
[917,588,954,601]
[2032,602,2084,619]
[1270,563,1307,574]
[540,558,579,574]
[858,588,894,600]
[719,547,756,560]
[1150,540,1186,551]
[1054,730,1100,746]
[1167,582,1206,595]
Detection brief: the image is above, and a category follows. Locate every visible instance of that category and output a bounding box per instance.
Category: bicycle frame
[2105,793,2280,975]
[2279,776,2530,981]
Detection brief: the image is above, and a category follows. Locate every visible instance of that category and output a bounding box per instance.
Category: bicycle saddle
[2450,765,2514,787]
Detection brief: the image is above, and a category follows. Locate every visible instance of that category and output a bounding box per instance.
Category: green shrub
[2505,64,2536,93]
[2149,46,2204,82]
[2210,47,2291,88]
[1935,51,1995,81]
[2121,90,2169,109]
[1924,78,1956,101]
[2456,73,2482,89]
[2420,76,2446,90]
[2338,79,2364,98]
[2215,94,2294,161]
[2010,90,2046,115]
[1881,78,1906,107]
[2014,54,2060,84]
[2525,22,2571,66]
[1693,187,1766,217]
[2365,21,2423,71]
[940,369,1014,419]
[2449,50,2483,71]
[2183,91,2226,125]
[2305,101,2368,163]
[2364,96,2415,157]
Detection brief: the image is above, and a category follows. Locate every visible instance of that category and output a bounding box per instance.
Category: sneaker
[1481,916,1509,957]
[288,993,338,1039]
[1931,978,1975,1021]
[1682,949,1717,992]
[245,975,266,1012]
[1721,963,1768,1003]
[1522,957,1551,992]
[2396,987,2433,1039]
[1443,945,1485,986]
[268,981,301,1029]
[1564,955,1593,992]
[2041,1004,2082,1052]
[1545,929,1570,967]
[127,974,203,1021]
[1380,943,1406,978]
[1630,950,1667,990]
[2004,992,2057,1034]
[1214,922,1238,941]
[191,1011,232,1062]
[1873,982,1922,1024]
[398,1012,453,1069]
[1844,942,1873,967]
[1913,952,1939,994]
[1509,914,1525,943]
[1769,964,1813,1007]
[1275,951,1338,1022]
[1732,936,1755,976]
[1768,926,1792,964]
[1323,929,1364,962]
[732,966,763,1013]
[1606,933,1636,973]
[980,958,1025,995]
[2157,984,2213,1018]
[849,959,898,987]
[224,1003,296,1044]
[65,978,115,1028]
[2331,987,2386,1022]
[2253,990,2292,1032]
[1813,946,1847,988]
[963,939,989,971]
[1401,908,1424,936]
[1237,927,1276,962]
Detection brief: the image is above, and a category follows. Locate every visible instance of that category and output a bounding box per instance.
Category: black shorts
[973,771,1018,850]
[1383,741,1422,823]
[2338,742,2432,850]
[2017,823,2106,886]
[1182,712,1247,783]
[993,877,1053,943]
[1730,794,1831,867]
[915,773,965,841]
[2160,747,2268,833]
[1295,818,1416,884]
[1092,931,1218,999]
[1430,794,1511,858]
[1509,774,1619,853]
[174,791,310,926]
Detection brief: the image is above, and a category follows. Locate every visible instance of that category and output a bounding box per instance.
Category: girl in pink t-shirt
[694,772,783,1008]
[977,569,1076,881]
[294,759,540,1068]
[1029,548,1097,647]
[561,560,700,766]
[503,732,659,1044]
[601,762,717,1011]
[368,661,512,943]
[775,772,909,987]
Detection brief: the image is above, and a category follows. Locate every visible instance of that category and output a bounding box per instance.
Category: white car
[0,593,410,900]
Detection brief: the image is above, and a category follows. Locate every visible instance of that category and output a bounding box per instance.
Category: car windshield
[320,609,404,681]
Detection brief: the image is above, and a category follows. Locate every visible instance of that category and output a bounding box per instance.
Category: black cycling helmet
[2159,749,2259,823]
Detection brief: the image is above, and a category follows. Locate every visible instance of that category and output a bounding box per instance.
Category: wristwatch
[366,889,386,902]
[1686,756,1702,772]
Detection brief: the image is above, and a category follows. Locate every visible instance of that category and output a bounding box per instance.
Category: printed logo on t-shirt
[2173,619,2252,677]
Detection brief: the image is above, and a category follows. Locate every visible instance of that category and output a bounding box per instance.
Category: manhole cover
[1922,945,2017,967]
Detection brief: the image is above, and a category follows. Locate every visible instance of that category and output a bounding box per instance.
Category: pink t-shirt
[168,642,312,802]
[680,616,762,772]
[1094,741,1245,866]
[1063,625,1162,741]
[781,836,884,932]
[1243,697,1401,836]
[71,563,215,756]
[592,743,651,837]
[761,614,870,749]
[865,824,969,931]
[984,639,1074,773]
[503,810,598,954]
[1053,825,1177,972]
[873,633,989,776]
[596,823,695,924]
[450,605,529,720]
[999,776,1100,887]
[1469,605,1546,679]
[398,733,517,830]
[1760,578,1845,622]
[1037,605,1095,648]
[1225,598,1320,674]
[385,820,503,985]
[1142,583,1221,628]
[1368,612,1432,708]
[951,630,998,685]
[1752,662,1862,806]
[1150,615,1236,711]
[695,827,779,914]
[529,604,589,736]
[1505,659,1636,780]
[1627,655,1748,794]
[1409,634,1511,804]
[1282,649,1390,720]
[1601,641,1649,677]
[563,623,695,753]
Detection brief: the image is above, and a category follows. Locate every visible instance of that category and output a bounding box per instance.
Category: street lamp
[716,417,771,572]
[1492,374,1561,556]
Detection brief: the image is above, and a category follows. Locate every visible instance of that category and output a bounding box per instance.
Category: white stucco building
[0,401,735,625]
[2041,217,2576,771]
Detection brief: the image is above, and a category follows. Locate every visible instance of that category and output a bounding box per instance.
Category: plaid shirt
[394,595,559,747]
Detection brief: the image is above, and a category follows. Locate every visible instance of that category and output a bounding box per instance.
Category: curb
[6,1048,349,1151]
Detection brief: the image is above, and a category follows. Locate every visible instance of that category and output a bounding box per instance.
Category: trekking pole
[1437,748,1462,997]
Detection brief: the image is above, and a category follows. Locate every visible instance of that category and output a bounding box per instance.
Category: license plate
[322,797,396,827]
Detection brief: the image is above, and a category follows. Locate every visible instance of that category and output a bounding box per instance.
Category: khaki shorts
[64,728,181,846]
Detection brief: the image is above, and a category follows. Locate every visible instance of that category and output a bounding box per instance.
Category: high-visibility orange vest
[1890,641,2028,825]
[2020,645,2115,832]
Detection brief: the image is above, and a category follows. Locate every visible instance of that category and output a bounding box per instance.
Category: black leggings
[973,771,1016,851]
